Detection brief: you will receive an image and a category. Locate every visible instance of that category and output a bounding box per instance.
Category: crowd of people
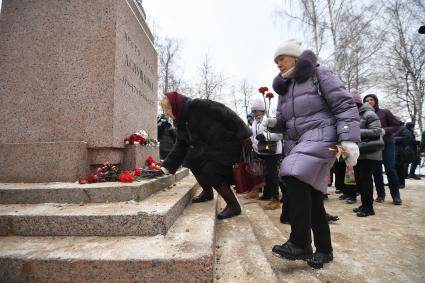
[156,38,423,270]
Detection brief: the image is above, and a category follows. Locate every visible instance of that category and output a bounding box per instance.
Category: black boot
[192,175,214,203]
[272,241,313,261]
[307,251,333,269]
[326,213,339,223]
[215,184,241,220]
[356,207,375,217]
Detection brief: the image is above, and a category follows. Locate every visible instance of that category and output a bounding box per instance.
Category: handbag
[232,145,266,194]
[257,140,278,154]
[358,136,384,154]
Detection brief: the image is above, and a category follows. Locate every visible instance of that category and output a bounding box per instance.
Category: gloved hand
[242,138,253,148]
[255,133,266,141]
[341,141,360,166]
[160,167,170,175]
[261,117,277,128]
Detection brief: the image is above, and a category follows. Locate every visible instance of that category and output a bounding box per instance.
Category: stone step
[243,201,320,281]
[0,175,197,236]
[0,196,218,282]
[0,168,189,204]
[214,197,278,282]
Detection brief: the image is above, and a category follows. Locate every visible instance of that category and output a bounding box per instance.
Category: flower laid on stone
[77,157,163,184]
[118,170,135,183]
[124,129,159,146]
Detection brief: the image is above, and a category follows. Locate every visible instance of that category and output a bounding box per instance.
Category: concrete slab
[214,197,278,282]
[0,195,217,282]
[243,201,317,282]
[260,178,425,282]
[0,175,196,236]
[0,168,188,204]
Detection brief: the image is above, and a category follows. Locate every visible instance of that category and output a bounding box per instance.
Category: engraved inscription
[124,31,154,74]
[125,54,154,90]
[121,76,155,106]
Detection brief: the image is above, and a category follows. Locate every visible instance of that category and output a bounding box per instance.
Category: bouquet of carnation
[124,129,159,146]
[78,162,122,184]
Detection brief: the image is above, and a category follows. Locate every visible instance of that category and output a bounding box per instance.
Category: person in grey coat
[351,90,384,217]
[265,39,360,269]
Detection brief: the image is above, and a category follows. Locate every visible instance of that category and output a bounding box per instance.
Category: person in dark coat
[363,94,402,205]
[157,114,176,160]
[394,122,410,187]
[265,39,360,269]
[159,92,252,219]
[405,123,421,180]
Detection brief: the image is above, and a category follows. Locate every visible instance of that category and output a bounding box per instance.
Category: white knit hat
[251,98,265,111]
[274,39,302,62]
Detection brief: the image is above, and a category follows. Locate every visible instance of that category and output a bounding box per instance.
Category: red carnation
[87,173,97,183]
[78,177,86,184]
[146,156,155,166]
[265,92,274,99]
[118,171,134,182]
[258,86,269,94]
[134,167,142,176]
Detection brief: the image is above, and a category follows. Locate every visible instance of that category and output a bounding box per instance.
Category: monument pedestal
[0,0,158,182]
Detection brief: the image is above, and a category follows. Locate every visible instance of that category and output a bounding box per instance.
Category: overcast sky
[143,0,300,99]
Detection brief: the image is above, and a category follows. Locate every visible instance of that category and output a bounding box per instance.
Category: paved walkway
[216,178,425,282]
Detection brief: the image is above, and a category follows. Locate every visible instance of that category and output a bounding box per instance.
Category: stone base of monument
[0,169,217,282]
[0,142,159,183]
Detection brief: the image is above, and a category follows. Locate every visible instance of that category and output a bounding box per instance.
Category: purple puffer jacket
[272,50,360,193]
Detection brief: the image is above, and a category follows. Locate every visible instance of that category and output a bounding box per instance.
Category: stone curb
[0,168,189,204]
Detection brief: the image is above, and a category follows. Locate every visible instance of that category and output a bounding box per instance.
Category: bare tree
[276,0,327,56]
[156,37,183,95]
[239,79,254,116]
[276,0,383,92]
[197,55,226,101]
[381,0,425,132]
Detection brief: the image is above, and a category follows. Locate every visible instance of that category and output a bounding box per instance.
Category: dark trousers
[395,164,406,186]
[284,176,332,253]
[333,161,357,198]
[258,154,281,199]
[373,143,400,200]
[354,159,379,210]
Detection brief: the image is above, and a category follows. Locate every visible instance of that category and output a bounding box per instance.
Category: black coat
[162,98,252,174]
[158,123,176,159]
[394,126,417,164]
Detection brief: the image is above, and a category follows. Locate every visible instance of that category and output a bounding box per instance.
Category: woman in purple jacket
[264,39,360,268]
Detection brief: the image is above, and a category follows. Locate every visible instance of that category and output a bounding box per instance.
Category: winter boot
[192,175,214,203]
[243,189,260,199]
[307,251,333,269]
[272,241,313,261]
[215,184,241,220]
[263,198,280,210]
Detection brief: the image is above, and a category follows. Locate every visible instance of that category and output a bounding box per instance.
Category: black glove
[255,133,266,141]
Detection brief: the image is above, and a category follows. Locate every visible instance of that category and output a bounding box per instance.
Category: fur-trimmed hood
[273,50,318,95]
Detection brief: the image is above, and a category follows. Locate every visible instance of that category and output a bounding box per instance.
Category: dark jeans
[395,164,406,186]
[373,143,400,200]
[355,159,379,210]
[333,161,357,198]
[258,154,281,199]
[284,176,332,253]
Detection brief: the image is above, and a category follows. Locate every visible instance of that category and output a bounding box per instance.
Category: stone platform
[0,168,218,282]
